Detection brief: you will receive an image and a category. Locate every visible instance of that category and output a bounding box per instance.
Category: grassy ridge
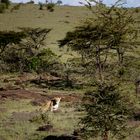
[0,5,90,56]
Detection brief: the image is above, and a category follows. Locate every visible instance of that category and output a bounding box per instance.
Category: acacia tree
[0,28,60,73]
[56,0,62,5]
[1,0,10,8]
[80,82,134,140]
[0,31,25,55]
[59,0,139,139]
[59,0,138,81]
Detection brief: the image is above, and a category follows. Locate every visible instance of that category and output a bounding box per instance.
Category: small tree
[46,2,55,12]
[79,81,134,140]
[0,28,58,73]
[59,0,139,81]
[10,3,22,12]
[56,0,62,5]
[15,27,52,72]
[1,0,10,8]
[19,27,51,50]
[0,31,25,55]
[0,3,6,13]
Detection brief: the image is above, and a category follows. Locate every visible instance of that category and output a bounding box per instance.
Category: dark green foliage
[27,0,34,4]
[0,3,6,13]
[27,48,58,72]
[134,8,140,13]
[0,31,26,54]
[10,3,22,12]
[59,0,139,82]
[1,0,10,9]
[46,3,55,12]
[0,30,26,72]
[0,28,60,73]
[30,113,51,124]
[79,82,134,140]
[19,27,51,49]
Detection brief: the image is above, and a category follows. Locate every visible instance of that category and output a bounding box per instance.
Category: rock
[37,124,53,131]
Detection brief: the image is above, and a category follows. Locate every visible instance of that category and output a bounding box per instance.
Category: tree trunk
[103,130,109,140]
[117,48,124,66]
[96,45,103,82]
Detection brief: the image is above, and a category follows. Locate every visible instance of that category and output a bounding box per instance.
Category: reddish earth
[0,89,82,105]
[0,89,47,100]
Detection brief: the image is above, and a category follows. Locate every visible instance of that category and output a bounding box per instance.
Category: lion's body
[40,97,61,112]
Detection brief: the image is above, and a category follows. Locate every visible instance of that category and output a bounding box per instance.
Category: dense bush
[0,28,61,73]
[46,3,55,12]
[0,3,6,13]
[10,3,22,12]
[1,0,10,8]
[26,0,34,4]
[79,82,134,140]
[0,46,59,73]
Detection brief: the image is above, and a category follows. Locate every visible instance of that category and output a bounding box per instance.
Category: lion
[39,97,61,112]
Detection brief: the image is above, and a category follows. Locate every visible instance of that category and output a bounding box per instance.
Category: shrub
[27,0,34,4]
[56,0,62,5]
[46,3,55,12]
[79,81,134,140]
[30,113,50,124]
[0,3,6,13]
[1,0,10,9]
[134,8,139,13]
[10,3,22,12]
[0,28,61,73]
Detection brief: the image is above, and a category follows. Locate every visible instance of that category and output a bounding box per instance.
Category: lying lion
[39,97,61,112]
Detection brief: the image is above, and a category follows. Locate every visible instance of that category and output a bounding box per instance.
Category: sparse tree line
[0,0,140,140]
[0,0,63,13]
[0,0,10,13]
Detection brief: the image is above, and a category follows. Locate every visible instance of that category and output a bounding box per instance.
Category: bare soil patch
[0,89,82,104]
[0,89,48,101]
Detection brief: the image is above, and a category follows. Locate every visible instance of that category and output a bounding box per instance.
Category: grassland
[0,3,140,140]
[0,4,92,61]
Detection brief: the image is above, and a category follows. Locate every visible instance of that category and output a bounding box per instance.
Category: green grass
[0,97,82,140]
[0,5,90,62]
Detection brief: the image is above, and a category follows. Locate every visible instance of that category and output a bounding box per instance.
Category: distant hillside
[0,4,140,60]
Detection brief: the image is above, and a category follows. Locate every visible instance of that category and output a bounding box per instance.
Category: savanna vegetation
[0,0,140,140]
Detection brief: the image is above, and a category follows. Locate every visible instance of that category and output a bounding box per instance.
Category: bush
[134,8,139,13]
[56,0,62,5]
[0,3,6,13]
[0,44,59,73]
[10,3,22,12]
[79,81,134,140]
[30,113,50,124]
[46,3,55,12]
[0,28,62,73]
[1,0,10,9]
[27,0,34,4]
